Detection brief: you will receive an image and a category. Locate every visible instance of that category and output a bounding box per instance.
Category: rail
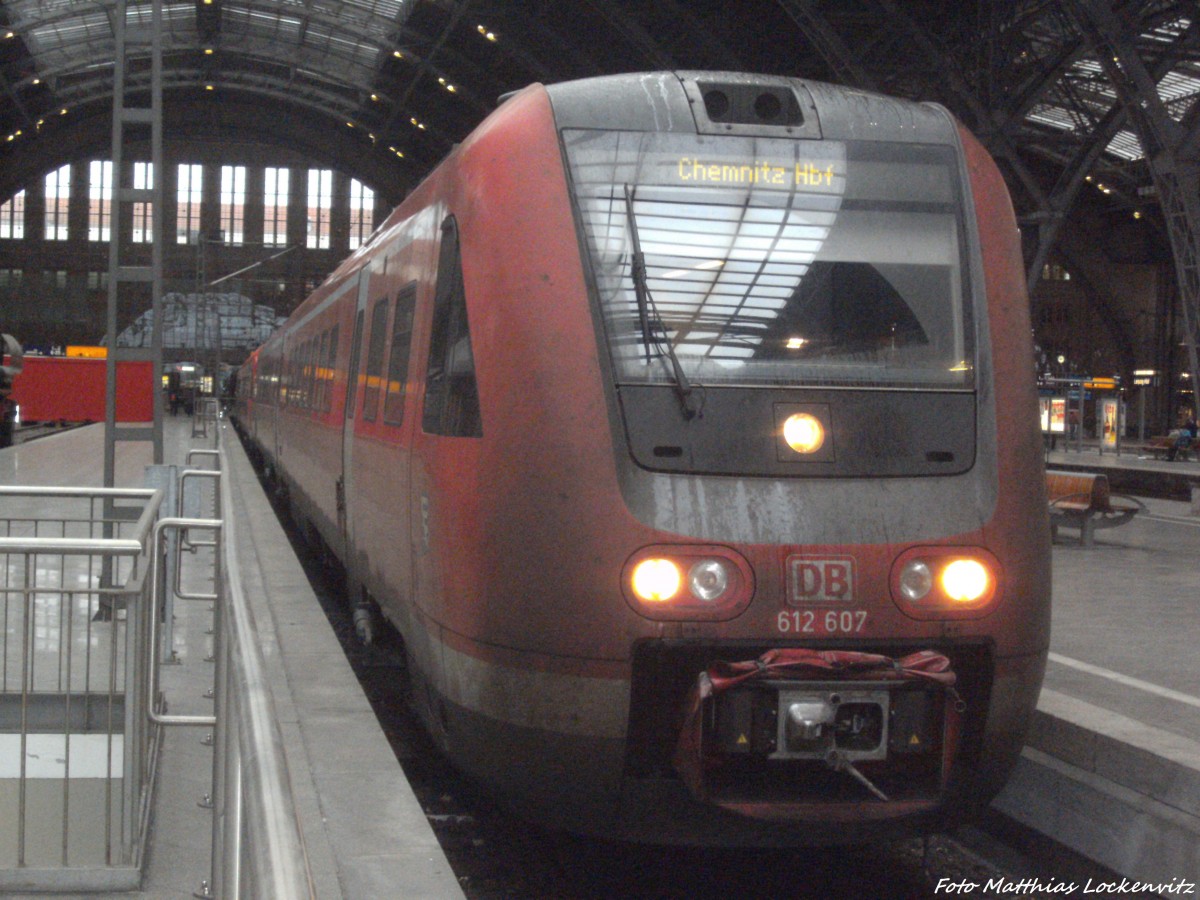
[147,434,315,899]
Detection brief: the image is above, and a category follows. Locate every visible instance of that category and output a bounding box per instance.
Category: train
[232,71,1050,845]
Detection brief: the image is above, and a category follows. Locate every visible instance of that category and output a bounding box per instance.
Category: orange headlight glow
[782,412,825,454]
[940,558,991,603]
[623,545,755,621]
[890,547,1000,619]
[630,558,682,603]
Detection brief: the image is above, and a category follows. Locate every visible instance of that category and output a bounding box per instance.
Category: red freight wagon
[7,356,154,423]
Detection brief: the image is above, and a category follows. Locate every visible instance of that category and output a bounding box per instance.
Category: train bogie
[234,71,1050,845]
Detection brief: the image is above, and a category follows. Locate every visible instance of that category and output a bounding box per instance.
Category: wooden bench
[1139,434,1194,461]
[1045,470,1144,546]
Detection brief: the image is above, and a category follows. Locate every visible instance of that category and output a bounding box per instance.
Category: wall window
[133,163,154,244]
[88,160,113,242]
[177,163,203,244]
[88,271,110,291]
[0,190,25,240]
[306,168,332,249]
[44,164,71,241]
[264,167,289,247]
[220,164,246,245]
[349,178,375,249]
[0,269,22,287]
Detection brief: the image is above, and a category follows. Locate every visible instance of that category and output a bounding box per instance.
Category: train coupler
[672,648,961,813]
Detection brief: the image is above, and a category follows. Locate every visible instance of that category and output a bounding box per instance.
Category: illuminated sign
[66,345,106,359]
[676,157,839,190]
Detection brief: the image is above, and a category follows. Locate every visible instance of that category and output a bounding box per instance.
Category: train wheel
[346,573,376,646]
[353,599,375,645]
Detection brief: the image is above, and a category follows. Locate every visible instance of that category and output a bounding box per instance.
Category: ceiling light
[393,50,403,59]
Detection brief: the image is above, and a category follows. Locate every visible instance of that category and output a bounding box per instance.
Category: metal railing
[149,433,315,899]
[1,429,314,897]
[0,486,163,892]
[192,397,221,439]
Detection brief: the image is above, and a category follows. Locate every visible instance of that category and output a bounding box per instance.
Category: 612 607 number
[777,609,868,635]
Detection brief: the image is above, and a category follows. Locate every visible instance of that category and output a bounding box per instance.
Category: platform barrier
[153,435,315,900]
[0,486,162,892]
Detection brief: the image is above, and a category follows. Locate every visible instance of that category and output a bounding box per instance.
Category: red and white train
[234,71,1050,844]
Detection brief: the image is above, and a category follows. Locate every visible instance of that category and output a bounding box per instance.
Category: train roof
[544,71,957,146]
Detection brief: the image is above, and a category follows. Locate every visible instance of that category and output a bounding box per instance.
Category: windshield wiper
[623,184,703,420]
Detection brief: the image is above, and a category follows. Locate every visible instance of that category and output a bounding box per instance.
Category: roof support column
[105,0,165,485]
[1069,0,1200,415]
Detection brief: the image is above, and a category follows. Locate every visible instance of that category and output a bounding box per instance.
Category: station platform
[993,443,1200,886]
[1,420,1198,893]
[0,417,465,899]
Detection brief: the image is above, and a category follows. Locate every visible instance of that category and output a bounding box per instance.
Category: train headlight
[631,558,682,603]
[941,559,990,603]
[624,546,754,621]
[782,413,825,454]
[890,547,1000,619]
[688,559,729,601]
[898,561,933,602]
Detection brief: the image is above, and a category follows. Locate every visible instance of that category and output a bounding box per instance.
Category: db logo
[787,555,855,604]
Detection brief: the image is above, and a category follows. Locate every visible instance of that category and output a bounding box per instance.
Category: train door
[339,270,371,562]
[410,214,482,633]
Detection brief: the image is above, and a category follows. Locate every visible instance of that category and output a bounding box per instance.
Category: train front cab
[251,71,1050,846]
[410,72,1050,844]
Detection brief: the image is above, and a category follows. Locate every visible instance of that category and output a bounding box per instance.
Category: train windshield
[563,130,974,390]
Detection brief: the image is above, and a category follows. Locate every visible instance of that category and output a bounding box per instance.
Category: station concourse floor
[0,417,464,900]
[1,421,1199,894]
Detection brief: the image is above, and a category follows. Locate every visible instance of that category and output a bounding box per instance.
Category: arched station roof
[0,0,1196,215]
[2,0,1200,392]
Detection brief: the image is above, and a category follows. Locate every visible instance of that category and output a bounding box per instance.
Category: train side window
[383,283,417,426]
[304,342,312,407]
[307,337,318,410]
[315,331,328,412]
[325,324,339,413]
[422,216,481,437]
[345,310,365,419]
[362,297,390,421]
